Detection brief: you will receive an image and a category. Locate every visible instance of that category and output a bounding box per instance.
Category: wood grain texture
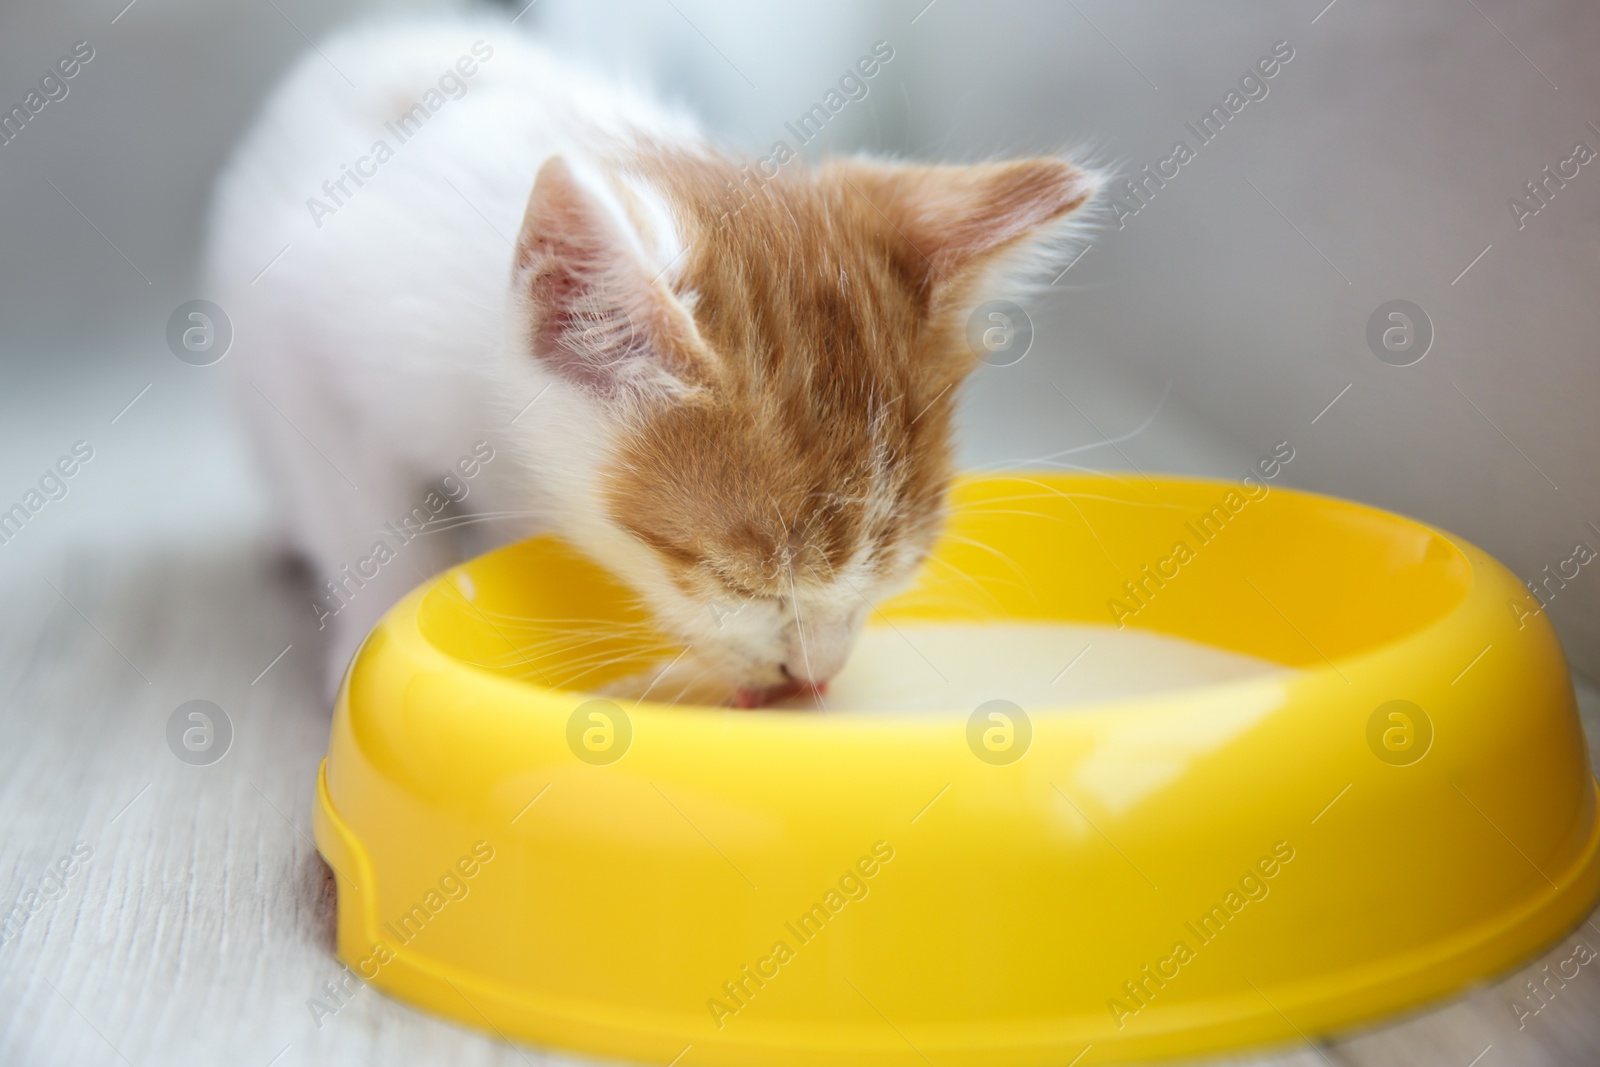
[1,543,1596,1067]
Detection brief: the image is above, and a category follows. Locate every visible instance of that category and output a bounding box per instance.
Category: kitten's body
[210,21,689,682]
[209,18,1096,701]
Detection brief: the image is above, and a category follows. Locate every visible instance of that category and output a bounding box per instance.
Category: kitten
[206,18,1099,705]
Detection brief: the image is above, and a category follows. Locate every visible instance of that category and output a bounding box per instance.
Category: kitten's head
[507,149,1098,704]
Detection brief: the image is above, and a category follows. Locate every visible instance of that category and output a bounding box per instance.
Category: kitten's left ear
[513,156,711,403]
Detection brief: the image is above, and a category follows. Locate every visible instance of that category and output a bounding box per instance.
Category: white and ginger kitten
[207,18,1099,706]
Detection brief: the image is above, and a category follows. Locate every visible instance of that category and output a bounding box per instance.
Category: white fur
[207,18,711,691]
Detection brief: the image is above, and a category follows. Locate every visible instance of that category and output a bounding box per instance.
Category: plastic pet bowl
[313,474,1600,1066]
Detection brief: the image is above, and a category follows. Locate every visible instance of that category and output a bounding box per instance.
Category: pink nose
[781,631,854,685]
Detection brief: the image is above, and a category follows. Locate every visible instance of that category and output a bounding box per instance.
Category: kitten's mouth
[733,679,828,710]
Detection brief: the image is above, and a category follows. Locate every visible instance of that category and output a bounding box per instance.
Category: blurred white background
[1,0,1595,671]
[3,5,1600,1066]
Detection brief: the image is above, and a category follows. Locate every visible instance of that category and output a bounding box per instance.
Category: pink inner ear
[893,159,1098,283]
[934,162,1091,270]
[517,158,616,277]
[515,157,674,396]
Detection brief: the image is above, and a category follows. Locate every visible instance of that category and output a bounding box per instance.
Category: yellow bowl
[314,473,1599,1065]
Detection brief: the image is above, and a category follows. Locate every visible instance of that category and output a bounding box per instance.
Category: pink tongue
[732,680,829,710]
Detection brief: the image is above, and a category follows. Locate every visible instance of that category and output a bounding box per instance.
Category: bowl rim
[379,472,1485,722]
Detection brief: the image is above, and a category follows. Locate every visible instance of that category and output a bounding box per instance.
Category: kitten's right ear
[841,157,1101,303]
[513,156,710,403]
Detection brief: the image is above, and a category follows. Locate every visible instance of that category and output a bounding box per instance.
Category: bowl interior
[414,475,1473,696]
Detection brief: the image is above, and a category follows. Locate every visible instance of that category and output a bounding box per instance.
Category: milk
[774,622,1295,714]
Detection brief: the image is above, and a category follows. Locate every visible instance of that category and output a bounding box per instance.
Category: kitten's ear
[513,156,709,402]
[848,158,1100,298]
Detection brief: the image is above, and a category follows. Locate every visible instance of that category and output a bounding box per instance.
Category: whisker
[485,643,668,674]
[467,630,660,658]
[661,661,731,707]
[784,555,825,709]
[943,487,1176,512]
[973,380,1172,471]
[391,508,544,535]
[1057,494,1121,573]
[915,554,1012,614]
[635,646,695,705]
[943,507,1078,525]
[465,608,660,628]
[989,476,1177,514]
[937,533,1039,602]
[958,461,1148,490]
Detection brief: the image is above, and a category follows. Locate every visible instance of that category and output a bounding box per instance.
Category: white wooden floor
[1,538,1597,1067]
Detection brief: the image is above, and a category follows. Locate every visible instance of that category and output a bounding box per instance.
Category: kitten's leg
[230,360,324,575]
[279,457,463,699]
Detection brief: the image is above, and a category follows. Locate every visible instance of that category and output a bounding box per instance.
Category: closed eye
[720,586,783,609]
